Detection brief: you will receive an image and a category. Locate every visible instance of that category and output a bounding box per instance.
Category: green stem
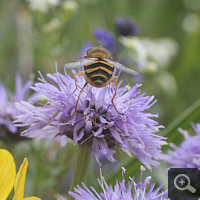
[68,144,92,200]
[161,98,200,142]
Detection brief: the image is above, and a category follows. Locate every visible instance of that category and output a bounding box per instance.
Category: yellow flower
[0,149,41,200]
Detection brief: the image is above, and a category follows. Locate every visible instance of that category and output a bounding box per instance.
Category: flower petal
[0,149,16,200]
[13,158,28,200]
[23,197,41,200]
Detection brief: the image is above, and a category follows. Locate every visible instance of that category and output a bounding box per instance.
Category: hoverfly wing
[64,58,96,69]
[64,58,83,69]
[104,59,138,75]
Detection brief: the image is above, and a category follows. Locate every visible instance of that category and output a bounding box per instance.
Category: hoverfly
[64,46,137,121]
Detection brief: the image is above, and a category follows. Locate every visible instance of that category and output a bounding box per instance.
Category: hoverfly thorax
[85,47,113,59]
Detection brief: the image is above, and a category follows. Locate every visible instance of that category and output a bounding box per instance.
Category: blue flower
[69,166,168,200]
[79,41,93,58]
[93,28,115,52]
[0,72,38,142]
[15,69,166,169]
[115,16,140,37]
[165,123,200,168]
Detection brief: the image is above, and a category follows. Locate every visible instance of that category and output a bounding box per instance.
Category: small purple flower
[93,28,115,52]
[115,16,140,37]
[69,166,168,200]
[165,123,200,168]
[15,69,166,169]
[0,72,38,143]
[79,41,93,58]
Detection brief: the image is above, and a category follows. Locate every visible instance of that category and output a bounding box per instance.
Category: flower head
[115,16,140,37]
[0,72,38,143]
[165,123,200,168]
[15,69,166,169]
[69,166,168,200]
[0,149,41,200]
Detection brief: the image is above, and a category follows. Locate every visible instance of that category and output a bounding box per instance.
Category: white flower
[26,0,60,12]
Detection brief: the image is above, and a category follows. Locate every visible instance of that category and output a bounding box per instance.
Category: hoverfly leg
[73,72,84,93]
[67,82,88,122]
[111,80,125,115]
[111,76,118,91]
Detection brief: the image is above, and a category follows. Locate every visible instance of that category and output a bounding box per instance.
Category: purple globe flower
[15,69,166,169]
[165,123,200,168]
[93,28,115,53]
[69,166,168,200]
[115,16,140,37]
[0,72,38,143]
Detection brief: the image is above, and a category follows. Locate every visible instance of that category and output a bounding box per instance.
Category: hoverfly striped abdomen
[84,59,114,88]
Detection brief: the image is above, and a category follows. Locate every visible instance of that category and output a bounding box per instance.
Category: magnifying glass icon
[174,174,196,193]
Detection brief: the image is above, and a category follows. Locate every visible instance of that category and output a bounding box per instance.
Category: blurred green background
[1,0,200,199]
